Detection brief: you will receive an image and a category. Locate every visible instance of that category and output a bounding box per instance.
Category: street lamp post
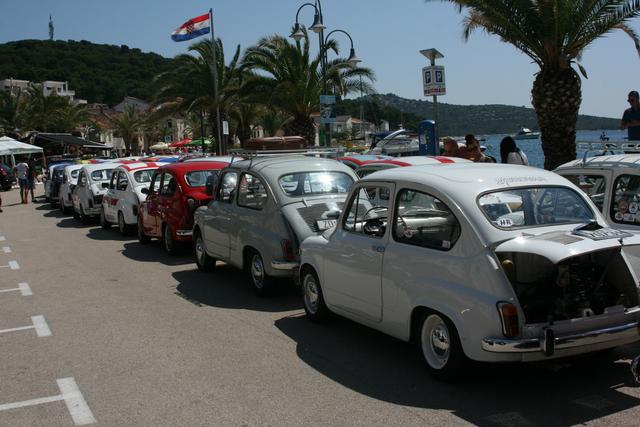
[291,0,360,147]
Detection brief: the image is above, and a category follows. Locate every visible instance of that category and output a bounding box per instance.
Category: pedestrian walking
[14,158,29,204]
[27,159,36,202]
[500,136,529,165]
[621,90,640,141]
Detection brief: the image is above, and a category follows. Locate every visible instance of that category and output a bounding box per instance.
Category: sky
[1,0,639,119]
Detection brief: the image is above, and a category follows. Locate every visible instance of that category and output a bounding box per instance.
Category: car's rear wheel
[137,218,150,244]
[301,268,329,322]
[419,312,467,381]
[59,190,67,214]
[163,224,178,255]
[246,249,275,296]
[72,206,79,220]
[100,208,111,229]
[194,231,215,272]
[118,211,133,236]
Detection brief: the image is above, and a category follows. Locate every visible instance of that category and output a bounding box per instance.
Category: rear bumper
[271,260,299,271]
[482,320,640,358]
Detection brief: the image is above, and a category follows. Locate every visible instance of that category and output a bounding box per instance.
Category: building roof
[31,133,110,150]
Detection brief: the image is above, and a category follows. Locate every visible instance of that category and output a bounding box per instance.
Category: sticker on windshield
[615,212,624,221]
[496,218,513,227]
[624,213,635,223]
[630,202,638,214]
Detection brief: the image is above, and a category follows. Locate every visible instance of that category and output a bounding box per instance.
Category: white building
[0,78,87,104]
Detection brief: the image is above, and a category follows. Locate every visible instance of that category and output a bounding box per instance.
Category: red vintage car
[137,160,229,254]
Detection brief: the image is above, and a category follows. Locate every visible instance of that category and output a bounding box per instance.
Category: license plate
[573,228,633,241]
[316,219,337,231]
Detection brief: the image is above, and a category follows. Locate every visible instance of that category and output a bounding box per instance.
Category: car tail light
[281,239,295,261]
[497,302,519,338]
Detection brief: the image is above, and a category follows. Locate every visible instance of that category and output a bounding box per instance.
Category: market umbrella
[187,138,213,146]
[149,142,173,151]
[169,138,192,148]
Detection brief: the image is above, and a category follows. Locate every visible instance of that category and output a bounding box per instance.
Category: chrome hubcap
[303,275,319,313]
[251,255,264,288]
[119,214,124,231]
[422,315,451,370]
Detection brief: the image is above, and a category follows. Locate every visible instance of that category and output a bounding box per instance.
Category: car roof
[182,156,236,163]
[115,162,160,172]
[159,160,230,173]
[358,156,470,168]
[63,164,83,171]
[555,154,640,171]
[229,156,354,176]
[80,162,119,172]
[363,163,569,196]
[338,154,392,166]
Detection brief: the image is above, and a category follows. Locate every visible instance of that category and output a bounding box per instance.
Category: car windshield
[133,169,154,184]
[185,170,219,187]
[70,169,80,179]
[278,172,354,197]
[91,169,113,181]
[478,187,594,229]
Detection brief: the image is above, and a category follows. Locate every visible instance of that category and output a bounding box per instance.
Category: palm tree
[154,39,243,150]
[434,0,640,169]
[242,28,375,145]
[0,90,27,136]
[110,105,142,154]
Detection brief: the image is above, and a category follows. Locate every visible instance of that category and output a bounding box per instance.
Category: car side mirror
[205,174,219,197]
[101,182,109,189]
[141,187,149,194]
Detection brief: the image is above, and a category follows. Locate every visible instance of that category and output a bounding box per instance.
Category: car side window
[109,170,118,190]
[117,171,128,191]
[393,189,460,251]
[342,185,389,238]
[561,174,607,212]
[237,173,268,210]
[611,174,640,225]
[149,172,161,194]
[159,172,176,197]
[217,171,238,203]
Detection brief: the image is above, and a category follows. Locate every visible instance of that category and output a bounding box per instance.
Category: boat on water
[514,127,540,140]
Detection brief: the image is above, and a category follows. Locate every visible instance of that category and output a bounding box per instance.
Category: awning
[31,133,110,150]
[0,136,44,156]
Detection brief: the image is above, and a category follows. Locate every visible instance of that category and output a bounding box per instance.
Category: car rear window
[278,172,353,197]
[91,169,113,181]
[133,169,154,184]
[70,169,80,178]
[185,170,219,187]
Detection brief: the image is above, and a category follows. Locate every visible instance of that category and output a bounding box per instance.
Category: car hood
[494,227,640,263]
[281,197,347,242]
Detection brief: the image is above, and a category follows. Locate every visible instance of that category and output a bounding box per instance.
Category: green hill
[0,39,173,105]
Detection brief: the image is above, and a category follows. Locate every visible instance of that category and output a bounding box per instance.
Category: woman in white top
[500,136,529,166]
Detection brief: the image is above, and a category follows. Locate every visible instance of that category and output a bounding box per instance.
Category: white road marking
[0,261,20,270]
[0,236,5,241]
[0,377,96,426]
[0,283,32,296]
[2,247,11,253]
[57,377,97,425]
[0,315,51,337]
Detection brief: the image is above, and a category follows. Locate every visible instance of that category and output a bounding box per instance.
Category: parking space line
[2,247,11,253]
[0,283,32,296]
[0,377,96,425]
[0,315,51,337]
[0,261,19,270]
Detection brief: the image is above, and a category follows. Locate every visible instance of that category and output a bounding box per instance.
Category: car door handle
[371,245,385,253]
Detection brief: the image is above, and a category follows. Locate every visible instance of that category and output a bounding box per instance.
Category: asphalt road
[1,186,640,426]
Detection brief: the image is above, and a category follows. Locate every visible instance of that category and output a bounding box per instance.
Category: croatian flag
[171,13,211,42]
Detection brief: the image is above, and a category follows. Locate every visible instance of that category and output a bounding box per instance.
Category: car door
[203,170,239,259]
[142,171,162,236]
[73,170,87,211]
[322,183,394,322]
[158,171,178,231]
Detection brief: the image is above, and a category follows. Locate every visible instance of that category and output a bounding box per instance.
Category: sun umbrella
[149,142,173,151]
[169,138,192,148]
[187,138,213,146]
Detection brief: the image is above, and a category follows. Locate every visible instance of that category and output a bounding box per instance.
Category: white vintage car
[299,163,640,379]
[100,162,159,234]
[72,163,117,223]
[193,156,358,295]
[58,164,83,214]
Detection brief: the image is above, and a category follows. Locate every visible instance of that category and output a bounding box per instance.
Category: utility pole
[48,14,54,41]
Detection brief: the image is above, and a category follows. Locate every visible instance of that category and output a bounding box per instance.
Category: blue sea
[481,129,627,168]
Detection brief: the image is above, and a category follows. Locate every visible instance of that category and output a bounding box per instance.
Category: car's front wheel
[163,224,178,255]
[246,249,275,296]
[137,218,150,244]
[100,208,111,229]
[419,313,467,381]
[79,205,90,225]
[118,211,133,236]
[301,268,329,322]
[194,231,215,272]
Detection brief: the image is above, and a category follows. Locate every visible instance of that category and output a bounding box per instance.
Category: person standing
[465,134,495,163]
[14,158,29,204]
[621,90,640,141]
[27,159,36,202]
[500,136,529,165]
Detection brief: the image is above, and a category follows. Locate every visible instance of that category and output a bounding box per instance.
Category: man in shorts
[15,159,29,204]
[621,90,640,141]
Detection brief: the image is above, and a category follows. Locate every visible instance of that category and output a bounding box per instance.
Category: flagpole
[209,8,223,155]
